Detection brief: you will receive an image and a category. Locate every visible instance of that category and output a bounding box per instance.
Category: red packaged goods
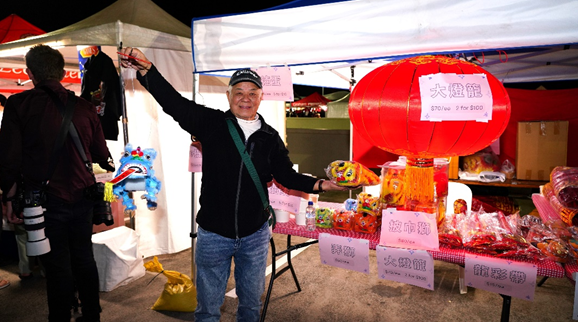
[326,160,381,187]
[353,213,380,234]
[550,166,578,210]
[333,209,354,231]
[438,212,464,248]
[542,182,578,227]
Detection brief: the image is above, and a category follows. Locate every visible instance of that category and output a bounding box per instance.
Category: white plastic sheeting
[192,0,578,88]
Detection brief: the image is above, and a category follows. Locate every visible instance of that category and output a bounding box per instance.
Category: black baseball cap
[229,69,262,88]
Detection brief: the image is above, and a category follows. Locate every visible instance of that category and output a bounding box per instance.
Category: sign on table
[376,246,435,290]
[268,181,302,214]
[319,233,370,274]
[465,253,537,300]
[379,209,439,251]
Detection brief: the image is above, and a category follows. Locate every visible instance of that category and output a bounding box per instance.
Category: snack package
[326,160,381,187]
[357,192,380,217]
[333,209,355,231]
[550,166,578,210]
[542,182,578,227]
[458,209,498,253]
[353,212,380,234]
[379,161,406,208]
[462,148,500,175]
[144,256,197,312]
[438,212,464,248]
[525,222,576,263]
[315,208,334,228]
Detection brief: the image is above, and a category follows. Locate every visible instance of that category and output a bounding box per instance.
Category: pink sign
[376,246,434,290]
[464,253,537,301]
[379,209,439,251]
[256,66,294,101]
[419,73,493,122]
[267,180,302,214]
[319,233,370,274]
[188,142,202,173]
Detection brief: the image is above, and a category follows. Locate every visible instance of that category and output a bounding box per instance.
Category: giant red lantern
[349,55,511,222]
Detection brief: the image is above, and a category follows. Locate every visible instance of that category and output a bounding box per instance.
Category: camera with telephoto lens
[84,182,114,226]
[22,189,51,256]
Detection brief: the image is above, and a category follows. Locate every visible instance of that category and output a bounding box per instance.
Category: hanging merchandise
[104,143,161,214]
[81,50,123,140]
[349,55,511,225]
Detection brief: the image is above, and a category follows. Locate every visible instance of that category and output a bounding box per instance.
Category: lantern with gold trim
[349,55,511,224]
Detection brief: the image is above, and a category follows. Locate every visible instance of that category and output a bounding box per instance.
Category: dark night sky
[3,0,293,33]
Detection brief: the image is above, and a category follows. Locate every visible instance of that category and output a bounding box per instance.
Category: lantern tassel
[404,157,436,215]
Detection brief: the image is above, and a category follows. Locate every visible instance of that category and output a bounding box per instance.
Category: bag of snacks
[438,212,464,248]
[550,166,578,210]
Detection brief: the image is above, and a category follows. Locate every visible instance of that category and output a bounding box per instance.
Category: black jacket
[138,65,317,239]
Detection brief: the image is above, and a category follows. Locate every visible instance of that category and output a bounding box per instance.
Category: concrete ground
[0,232,576,322]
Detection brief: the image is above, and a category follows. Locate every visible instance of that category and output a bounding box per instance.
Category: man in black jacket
[0,45,112,322]
[119,47,347,322]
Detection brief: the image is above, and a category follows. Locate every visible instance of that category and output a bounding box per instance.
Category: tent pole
[117,39,135,230]
[190,72,199,285]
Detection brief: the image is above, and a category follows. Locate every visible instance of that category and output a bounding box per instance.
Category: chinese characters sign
[256,66,294,101]
[465,253,537,300]
[376,246,434,290]
[418,73,493,122]
[379,210,439,251]
[319,233,370,274]
[267,181,301,214]
[188,142,202,173]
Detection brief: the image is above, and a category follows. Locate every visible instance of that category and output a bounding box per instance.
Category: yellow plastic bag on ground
[144,256,197,312]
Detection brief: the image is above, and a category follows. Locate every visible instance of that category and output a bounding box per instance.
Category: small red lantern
[349,55,511,222]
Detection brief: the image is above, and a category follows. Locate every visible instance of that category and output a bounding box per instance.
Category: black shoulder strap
[39,86,77,187]
[226,119,276,229]
[41,87,95,178]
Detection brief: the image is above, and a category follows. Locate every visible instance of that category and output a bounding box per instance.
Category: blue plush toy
[105,143,161,214]
[344,198,358,212]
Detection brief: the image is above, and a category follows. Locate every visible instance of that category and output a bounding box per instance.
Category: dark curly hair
[25,44,65,82]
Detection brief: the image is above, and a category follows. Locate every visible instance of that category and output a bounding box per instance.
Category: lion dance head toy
[104,143,161,215]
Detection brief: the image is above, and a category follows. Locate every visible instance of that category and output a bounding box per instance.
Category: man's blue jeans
[194,222,271,322]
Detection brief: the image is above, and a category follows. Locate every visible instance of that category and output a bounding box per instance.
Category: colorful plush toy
[105,144,161,214]
[326,160,381,187]
[357,192,380,217]
[333,209,354,231]
[344,198,358,212]
[353,213,380,234]
[315,208,334,228]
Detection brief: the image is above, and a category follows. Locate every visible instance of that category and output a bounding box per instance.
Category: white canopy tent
[0,0,194,258]
[192,0,578,89]
[0,0,289,258]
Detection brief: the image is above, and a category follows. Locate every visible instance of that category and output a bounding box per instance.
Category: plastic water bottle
[306,201,316,231]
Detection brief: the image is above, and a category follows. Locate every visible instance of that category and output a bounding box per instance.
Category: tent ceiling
[192,0,578,88]
[0,0,191,57]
